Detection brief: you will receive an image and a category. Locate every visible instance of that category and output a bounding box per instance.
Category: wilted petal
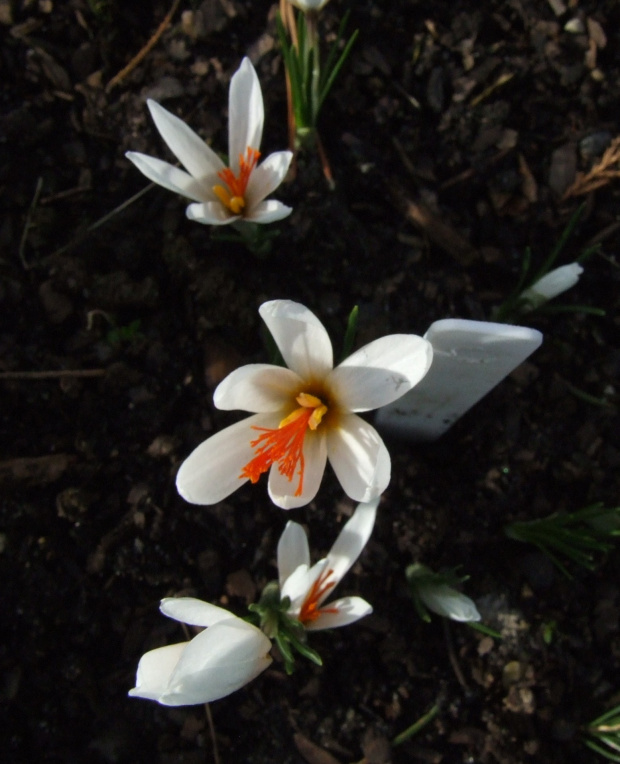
[322,499,378,592]
[419,584,481,622]
[268,430,327,509]
[161,620,272,705]
[129,642,187,701]
[245,200,293,224]
[259,300,333,380]
[228,58,264,172]
[246,151,293,206]
[176,413,280,505]
[160,598,235,628]
[278,522,311,587]
[327,414,390,502]
[147,99,225,181]
[125,153,207,202]
[186,201,236,225]
[214,364,302,413]
[329,335,433,412]
[309,596,372,631]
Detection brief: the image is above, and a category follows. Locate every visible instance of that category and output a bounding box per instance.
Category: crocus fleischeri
[126,58,292,225]
[129,598,272,706]
[278,498,378,629]
[176,300,433,509]
[519,263,584,312]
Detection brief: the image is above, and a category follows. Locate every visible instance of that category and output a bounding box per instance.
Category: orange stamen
[298,567,339,625]
[212,147,260,214]
[239,393,328,496]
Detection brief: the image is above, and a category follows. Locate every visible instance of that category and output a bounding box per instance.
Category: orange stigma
[213,147,261,214]
[240,393,328,496]
[298,568,339,625]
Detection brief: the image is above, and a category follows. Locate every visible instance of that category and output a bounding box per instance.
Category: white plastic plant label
[375,319,543,441]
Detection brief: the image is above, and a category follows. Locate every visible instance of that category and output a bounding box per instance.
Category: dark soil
[2,1,620,762]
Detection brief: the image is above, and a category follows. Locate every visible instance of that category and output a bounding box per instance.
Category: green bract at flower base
[126,58,292,226]
[176,300,432,510]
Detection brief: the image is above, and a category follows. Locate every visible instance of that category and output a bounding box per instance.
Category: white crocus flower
[126,58,292,225]
[176,300,433,509]
[129,598,272,706]
[519,263,584,312]
[277,499,378,629]
[417,582,481,622]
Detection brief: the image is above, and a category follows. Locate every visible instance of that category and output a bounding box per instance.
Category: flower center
[239,392,328,496]
[298,567,339,625]
[212,147,261,215]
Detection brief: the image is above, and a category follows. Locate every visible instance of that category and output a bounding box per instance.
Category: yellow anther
[297,393,323,408]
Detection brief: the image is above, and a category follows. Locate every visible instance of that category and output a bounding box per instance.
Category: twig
[0,369,106,381]
[315,131,335,190]
[204,703,221,764]
[18,176,44,269]
[106,0,182,92]
[47,182,155,260]
[443,619,468,690]
[563,135,620,199]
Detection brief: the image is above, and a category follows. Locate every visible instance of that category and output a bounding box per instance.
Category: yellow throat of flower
[213,147,261,215]
[239,392,328,496]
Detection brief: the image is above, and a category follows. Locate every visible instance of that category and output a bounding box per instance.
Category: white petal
[176,413,280,505]
[160,598,235,628]
[322,499,378,592]
[161,620,272,705]
[125,152,207,202]
[147,99,225,181]
[277,522,311,587]
[244,200,293,224]
[186,201,236,225]
[419,584,481,622]
[214,364,302,413]
[129,642,186,701]
[328,335,433,412]
[259,300,333,380]
[268,430,327,509]
[280,561,315,606]
[308,596,372,631]
[228,58,264,172]
[327,414,390,502]
[246,151,293,206]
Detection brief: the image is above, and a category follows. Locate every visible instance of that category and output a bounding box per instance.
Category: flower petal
[322,499,378,592]
[308,596,372,631]
[228,58,264,172]
[214,364,303,413]
[147,99,225,181]
[186,201,236,225]
[419,584,481,622]
[176,413,280,505]
[161,620,272,705]
[327,414,390,502]
[125,153,207,202]
[160,598,235,628]
[259,300,333,380]
[246,151,293,206]
[268,429,327,509]
[244,200,293,224]
[328,335,433,412]
[278,522,311,588]
[129,642,186,701]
